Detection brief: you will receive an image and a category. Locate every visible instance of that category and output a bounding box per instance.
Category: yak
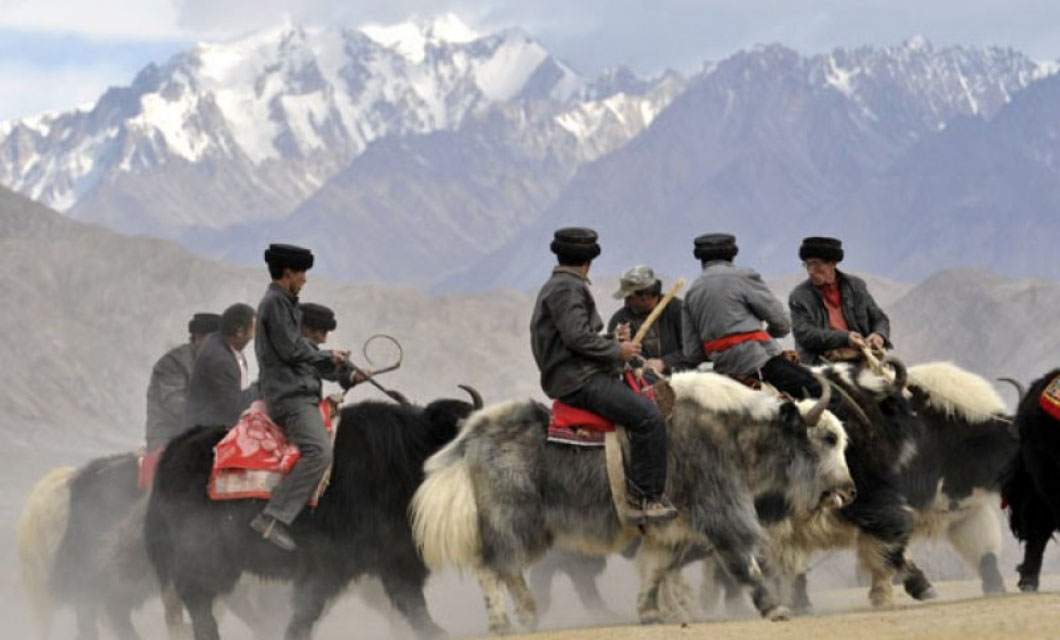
[703,360,1016,613]
[17,454,194,640]
[1001,368,1060,592]
[145,387,481,640]
[411,372,855,634]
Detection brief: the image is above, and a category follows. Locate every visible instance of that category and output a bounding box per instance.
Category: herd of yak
[15,360,1060,640]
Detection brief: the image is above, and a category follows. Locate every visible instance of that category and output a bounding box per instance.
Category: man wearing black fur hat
[300,302,365,390]
[789,236,891,365]
[531,227,678,524]
[250,244,350,551]
[145,312,220,450]
[682,233,820,398]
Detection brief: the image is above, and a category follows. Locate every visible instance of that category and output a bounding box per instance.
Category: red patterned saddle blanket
[547,371,660,447]
[207,399,335,505]
[1040,373,1060,421]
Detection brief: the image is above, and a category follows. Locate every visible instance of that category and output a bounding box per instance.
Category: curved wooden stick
[632,278,687,347]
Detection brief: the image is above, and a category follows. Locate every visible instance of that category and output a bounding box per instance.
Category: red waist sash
[702,330,771,355]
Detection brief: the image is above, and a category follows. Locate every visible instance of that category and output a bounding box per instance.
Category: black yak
[145,387,481,640]
[1001,368,1060,592]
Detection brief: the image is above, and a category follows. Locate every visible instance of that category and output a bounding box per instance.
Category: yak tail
[17,465,77,640]
[411,437,480,571]
[999,451,1046,541]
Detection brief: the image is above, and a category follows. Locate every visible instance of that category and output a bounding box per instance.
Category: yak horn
[998,377,1026,404]
[458,384,484,410]
[884,356,907,393]
[829,380,872,428]
[805,372,832,426]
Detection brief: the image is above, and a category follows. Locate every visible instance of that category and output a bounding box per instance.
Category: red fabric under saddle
[138,446,164,490]
[547,370,654,445]
[1039,373,1060,421]
[207,399,333,503]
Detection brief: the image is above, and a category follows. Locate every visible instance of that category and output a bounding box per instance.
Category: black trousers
[759,355,822,399]
[561,374,668,499]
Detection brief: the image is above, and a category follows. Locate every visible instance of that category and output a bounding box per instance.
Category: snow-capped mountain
[2,25,1058,289]
[444,39,1060,291]
[0,15,593,234]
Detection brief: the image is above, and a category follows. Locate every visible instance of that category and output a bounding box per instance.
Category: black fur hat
[300,302,337,332]
[799,237,844,263]
[264,243,314,272]
[188,312,221,336]
[693,233,738,262]
[550,227,601,262]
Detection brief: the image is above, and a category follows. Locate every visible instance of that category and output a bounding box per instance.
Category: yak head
[783,375,856,516]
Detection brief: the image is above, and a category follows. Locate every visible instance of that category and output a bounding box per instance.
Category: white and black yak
[706,360,1017,613]
[145,387,482,640]
[1001,368,1060,592]
[410,372,855,634]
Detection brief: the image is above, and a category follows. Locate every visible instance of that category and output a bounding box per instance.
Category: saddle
[546,370,673,447]
[207,399,338,506]
[1040,373,1060,421]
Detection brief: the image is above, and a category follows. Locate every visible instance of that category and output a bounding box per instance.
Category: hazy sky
[3,0,1060,121]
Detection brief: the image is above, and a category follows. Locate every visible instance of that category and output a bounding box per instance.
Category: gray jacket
[681,261,790,376]
[789,271,891,365]
[182,332,259,430]
[255,283,335,416]
[531,267,622,399]
[145,342,196,449]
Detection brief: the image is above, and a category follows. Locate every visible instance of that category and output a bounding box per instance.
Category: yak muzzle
[821,482,857,509]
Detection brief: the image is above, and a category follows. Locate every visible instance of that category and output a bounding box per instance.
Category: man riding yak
[607,264,694,377]
[681,233,820,398]
[145,311,220,450]
[789,236,892,365]
[530,227,677,524]
[249,244,362,551]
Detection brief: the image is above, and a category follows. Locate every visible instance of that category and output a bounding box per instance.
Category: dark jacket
[145,342,197,449]
[789,270,891,365]
[531,267,622,399]
[182,332,259,430]
[255,282,335,415]
[607,298,694,374]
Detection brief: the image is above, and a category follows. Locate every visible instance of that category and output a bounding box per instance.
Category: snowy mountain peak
[904,34,931,52]
[361,13,480,63]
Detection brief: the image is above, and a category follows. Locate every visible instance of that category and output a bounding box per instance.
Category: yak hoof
[1018,578,1039,593]
[639,612,664,625]
[765,605,790,622]
[488,620,514,636]
[903,573,936,601]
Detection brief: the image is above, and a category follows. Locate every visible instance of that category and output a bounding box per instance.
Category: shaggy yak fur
[411,372,855,634]
[18,453,330,640]
[705,360,1016,614]
[145,390,480,640]
[17,453,192,640]
[1001,368,1060,592]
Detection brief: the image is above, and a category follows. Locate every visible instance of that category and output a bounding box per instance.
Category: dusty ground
[486,576,1060,640]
